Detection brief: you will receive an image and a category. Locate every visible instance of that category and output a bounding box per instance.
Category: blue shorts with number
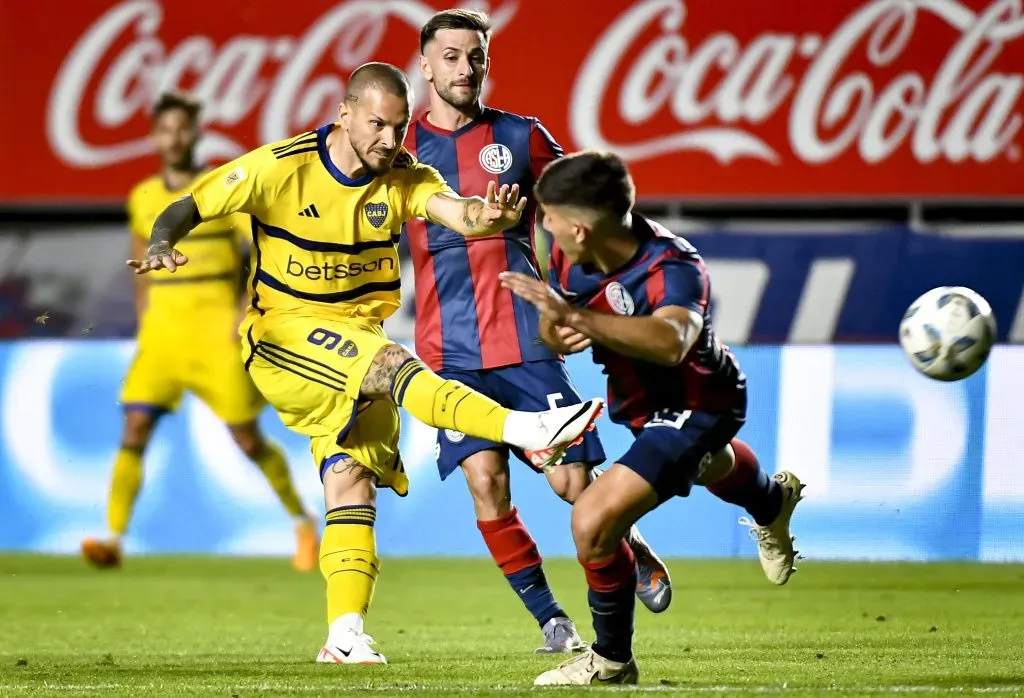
[435,359,607,480]
[619,387,747,503]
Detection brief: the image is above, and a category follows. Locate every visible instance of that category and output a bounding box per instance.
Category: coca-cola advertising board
[2,0,1024,204]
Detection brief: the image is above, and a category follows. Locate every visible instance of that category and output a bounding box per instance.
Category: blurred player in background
[502,151,805,685]
[406,9,672,654]
[81,92,318,572]
[127,64,604,665]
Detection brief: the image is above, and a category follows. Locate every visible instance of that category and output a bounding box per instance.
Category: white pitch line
[0,683,1022,694]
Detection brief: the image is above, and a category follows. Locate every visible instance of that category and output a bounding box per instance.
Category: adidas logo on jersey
[298,204,321,218]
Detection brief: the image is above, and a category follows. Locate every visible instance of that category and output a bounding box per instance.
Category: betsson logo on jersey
[285,254,395,281]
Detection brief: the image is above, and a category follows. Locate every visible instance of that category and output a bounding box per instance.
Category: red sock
[477,507,542,574]
[579,540,637,592]
[705,439,782,526]
[478,508,564,626]
[706,438,760,498]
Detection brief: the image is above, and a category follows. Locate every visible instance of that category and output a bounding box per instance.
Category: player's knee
[571,500,618,561]
[122,410,157,448]
[361,343,417,400]
[228,423,263,460]
[323,457,378,509]
[547,464,590,504]
[694,445,735,486]
[461,453,511,519]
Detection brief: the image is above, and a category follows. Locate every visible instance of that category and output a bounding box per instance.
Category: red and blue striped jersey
[549,215,745,429]
[405,108,562,371]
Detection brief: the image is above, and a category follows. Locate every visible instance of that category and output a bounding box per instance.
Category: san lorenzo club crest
[479,143,513,174]
[605,282,635,315]
[364,202,389,228]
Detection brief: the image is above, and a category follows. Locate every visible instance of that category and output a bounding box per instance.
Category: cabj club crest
[364,202,389,228]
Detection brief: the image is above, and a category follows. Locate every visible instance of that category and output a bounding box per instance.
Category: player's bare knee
[122,410,157,449]
[228,422,263,460]
[461,453,511,519]
[547,464,591,504]
[360,343,416,400]
[571,501,618,561]
[694,444,735,486]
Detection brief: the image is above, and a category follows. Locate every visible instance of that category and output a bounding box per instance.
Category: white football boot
[316,628,387,665]
[740,471,805,585]
[502,398,604,470]
[534,648,639,686]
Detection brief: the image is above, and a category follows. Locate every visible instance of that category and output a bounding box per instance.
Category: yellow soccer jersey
[190,123,452,325]
[128,174,249,324]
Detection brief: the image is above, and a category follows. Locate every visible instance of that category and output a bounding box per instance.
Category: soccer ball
[898,286,996,381]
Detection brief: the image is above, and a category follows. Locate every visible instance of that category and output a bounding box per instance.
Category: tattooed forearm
[329,456,377,483]
[461,199,481,231]
[149,195,202,250]
[360,343,417,400]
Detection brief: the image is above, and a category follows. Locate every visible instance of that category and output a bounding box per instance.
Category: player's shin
[580,540,638,663]
[704,439,783,526]
[249,438,308,520]
[478,507,566,627]
[387,356,510,443]
[320,505,380,637]
[107,445,145,537]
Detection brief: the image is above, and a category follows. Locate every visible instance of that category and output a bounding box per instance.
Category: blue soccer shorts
[435,359,607,480]
[619,393,747,503]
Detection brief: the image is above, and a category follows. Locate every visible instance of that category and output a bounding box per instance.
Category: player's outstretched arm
[567,305,704,366]
[501,271,702,366]
[425,180,527,238]
[126,195,201,274]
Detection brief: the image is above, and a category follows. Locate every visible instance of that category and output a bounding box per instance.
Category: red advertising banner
[2,0,1024,204]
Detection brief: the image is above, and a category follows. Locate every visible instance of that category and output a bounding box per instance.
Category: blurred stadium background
[1,0,1023,565]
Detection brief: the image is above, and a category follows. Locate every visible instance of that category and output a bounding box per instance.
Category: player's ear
[337,100,350,126]
[483,55,491,78]
[419,54,433,81]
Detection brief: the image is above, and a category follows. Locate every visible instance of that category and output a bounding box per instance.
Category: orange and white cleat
[293,519,320,572]
[81,538,122,569]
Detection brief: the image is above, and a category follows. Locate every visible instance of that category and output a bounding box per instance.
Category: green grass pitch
[1,556,1022,697]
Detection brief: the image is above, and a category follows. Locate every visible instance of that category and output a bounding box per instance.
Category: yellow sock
[107,446,144,536]
[320,506,379,624]
[253,440,306,518]
[389,359,510,443]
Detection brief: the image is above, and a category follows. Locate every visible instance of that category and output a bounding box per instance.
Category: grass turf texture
[0,557,1022,697]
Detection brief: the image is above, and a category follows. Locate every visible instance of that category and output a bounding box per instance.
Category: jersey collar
[316,123,375,188]
[417,107,491,138]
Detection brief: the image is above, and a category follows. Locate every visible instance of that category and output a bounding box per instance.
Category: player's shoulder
[483,107,547,132]
[252,127,322,172]
[127,174,165,204]
[640,216,702,263]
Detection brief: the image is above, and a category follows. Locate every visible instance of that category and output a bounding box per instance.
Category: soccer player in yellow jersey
[81,93,319,572]
[128,64,604,664]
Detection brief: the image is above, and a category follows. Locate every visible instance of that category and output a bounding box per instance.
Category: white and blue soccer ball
[899,286,996,382]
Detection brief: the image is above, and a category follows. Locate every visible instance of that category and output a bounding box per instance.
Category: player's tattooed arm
[127,195,202,274]
[425,181,527,237]
[567,305,704,366]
